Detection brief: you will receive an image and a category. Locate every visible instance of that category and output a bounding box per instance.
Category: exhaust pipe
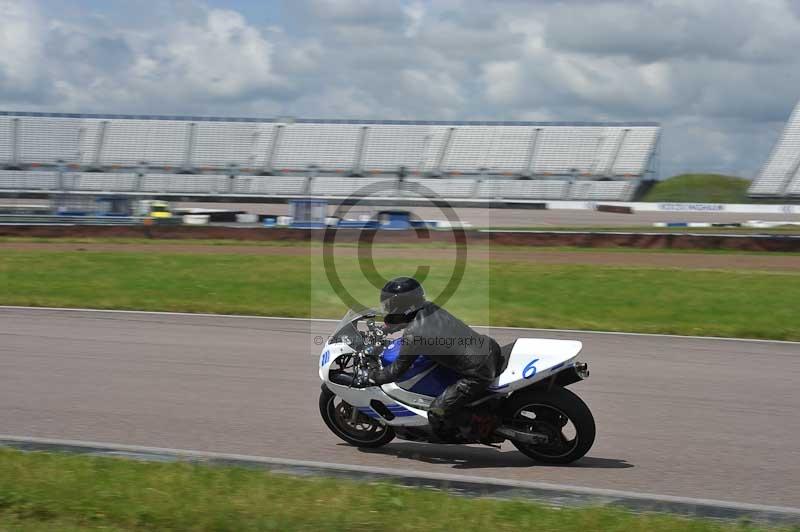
[494,426,549,445]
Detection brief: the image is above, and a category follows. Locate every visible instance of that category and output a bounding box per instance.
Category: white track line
[1,434,798,519]
[1,305,797,345]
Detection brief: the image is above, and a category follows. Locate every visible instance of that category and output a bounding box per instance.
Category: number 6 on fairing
[523,358,539,379]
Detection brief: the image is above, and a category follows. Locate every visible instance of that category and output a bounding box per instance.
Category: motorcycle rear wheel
[503,386,595,464]
[319,388,395,448]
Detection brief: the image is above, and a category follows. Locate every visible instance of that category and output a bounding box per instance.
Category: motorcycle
[318,308,595,464]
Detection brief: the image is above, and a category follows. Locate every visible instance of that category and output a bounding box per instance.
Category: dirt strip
[2,241,799,271]
[2,224,800,251]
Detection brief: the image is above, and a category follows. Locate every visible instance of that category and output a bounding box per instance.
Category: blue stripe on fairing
[381,343,437,382]
[398,358,437,381]
[386,404,420,417]
[408,365,461,396]
[357,407,380,418]
[488,384,509,391]
[551,362,566,371]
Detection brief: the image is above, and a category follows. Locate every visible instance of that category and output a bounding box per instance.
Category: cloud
[0,0,48,102]
[0,2,286,113]
[0,0,798,178]
[128,9,282,100]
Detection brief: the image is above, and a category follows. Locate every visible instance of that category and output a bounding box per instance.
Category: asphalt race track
[1,307,798,508]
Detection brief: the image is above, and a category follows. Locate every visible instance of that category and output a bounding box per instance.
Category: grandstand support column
[91,120,109,170]
[304,165,318,197]
[263,124,284,175]
[9,118,20,169]
[56,160,65,192]
[782,156,800,196]
[135,162,147,192]
[564,176,575,200]
[523,128,542,178]
[607,128,629,178]
[228,164,239,193]
[434,127,455,176]
[475,167,489,198]
[395,166,407,196]
[646,130,661,181]
[181,122,197,173]
[352,126,368,176]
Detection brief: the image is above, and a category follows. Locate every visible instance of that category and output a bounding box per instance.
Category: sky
[1,0,799,178]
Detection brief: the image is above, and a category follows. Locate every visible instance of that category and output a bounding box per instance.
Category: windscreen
[329,308,378,349]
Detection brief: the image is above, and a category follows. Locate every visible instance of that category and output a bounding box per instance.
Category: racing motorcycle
[318,309,595,464]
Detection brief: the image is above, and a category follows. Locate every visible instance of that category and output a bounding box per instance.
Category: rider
[360,277,504,441]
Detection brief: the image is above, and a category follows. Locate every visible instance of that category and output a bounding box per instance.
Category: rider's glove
[352,367,372,388]
[381,322,405,335]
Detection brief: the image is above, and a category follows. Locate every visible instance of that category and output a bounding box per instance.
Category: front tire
[319,388,395,448]
[503,386,595,464]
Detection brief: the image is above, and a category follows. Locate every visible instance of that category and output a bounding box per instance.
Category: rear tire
[319,388,395,448]
[503,386,595,464]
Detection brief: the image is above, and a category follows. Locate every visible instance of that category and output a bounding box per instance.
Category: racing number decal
[523,358,540,379]
[320,350,330,367]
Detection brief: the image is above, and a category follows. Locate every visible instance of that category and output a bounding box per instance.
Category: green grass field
[0,448,785,532]
[642,174,753,203]
[0,248,797,340]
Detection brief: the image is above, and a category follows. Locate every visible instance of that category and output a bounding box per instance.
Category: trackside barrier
[546,201,799,214]
[0,214,142,225]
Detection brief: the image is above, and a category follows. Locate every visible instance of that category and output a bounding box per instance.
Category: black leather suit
[368,302,503,439]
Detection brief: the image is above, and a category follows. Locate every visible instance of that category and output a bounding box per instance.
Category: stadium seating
[310,177,387,196]
[0,170,59,190]
[749,101,800,197]
[68,172,139,192]
[0,170,640,201]
[193,122,274,171]
[257,176,308,196]
[477,179,568,200]
[406,178,477,198]
[568,180,637,201]
[0,112,660,201]
[273,124,362,173]
[361,124,447,174]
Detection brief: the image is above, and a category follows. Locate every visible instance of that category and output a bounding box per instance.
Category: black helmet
[380,277,425,321]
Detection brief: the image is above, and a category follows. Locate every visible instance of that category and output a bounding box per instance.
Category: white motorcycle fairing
[489,338,583,393]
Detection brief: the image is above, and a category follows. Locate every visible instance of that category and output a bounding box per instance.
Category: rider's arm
[369,352,416,385]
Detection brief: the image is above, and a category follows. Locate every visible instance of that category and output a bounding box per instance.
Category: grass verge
[642,174,753,204]
[2,236,800,251]
[0,249,797,340]
[0,448,785,531]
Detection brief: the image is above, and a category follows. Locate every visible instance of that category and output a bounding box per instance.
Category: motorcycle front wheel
[319,388,395,448]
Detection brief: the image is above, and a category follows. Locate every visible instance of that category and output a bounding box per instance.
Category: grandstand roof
[0,110,659,128]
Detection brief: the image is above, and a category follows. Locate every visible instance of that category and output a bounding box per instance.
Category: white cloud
[131,9,280,99]
[1,2,285,113]
[0,0,46,99]
[0,0,798,177]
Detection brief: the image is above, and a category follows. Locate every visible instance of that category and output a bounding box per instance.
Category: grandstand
[0,111,660,202]
[749,100,800,198]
